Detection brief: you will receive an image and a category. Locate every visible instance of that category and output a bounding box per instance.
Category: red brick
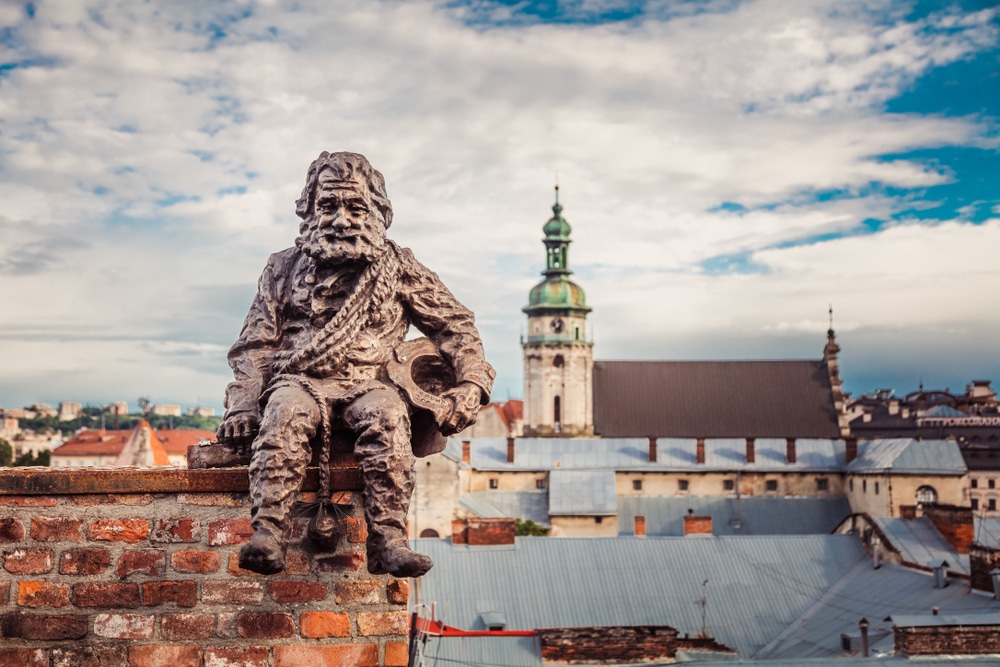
[0,613,88,639]
[17,581,70,607]
[274,645,378,667]
[385,642,409,666]
[227,553,262,576]
[207,518,254,546]
[387,579,409,605]
[116,548,166,576]
[70,493,154,506]
[237,612,295,638]
[334,580,381,604]
[202,581,264,605]
[129,645,202,667]
[30,516,84,541]
[171,549,221,573]
[162,613,217,640]
[315,550,364,572]
[4,547,53,574]
[216,612,239,638]
[93,612,154,638]
[0,517,25,542]
[152,516,199,543]
[284,549,311,574]
[89,518,149,542]
[0,580,9,604]
[0,649,47,667]
[59,547,111,575]
[73,582,140,607]
[203,647,268,667]
[357,610,409,636]
[330,490,354,504]
[299,611,350,638]
[51,646,128,666]
[345,516,368,543]
[142,580,197,607]
[269,580,327,603]
[0,496,57,507]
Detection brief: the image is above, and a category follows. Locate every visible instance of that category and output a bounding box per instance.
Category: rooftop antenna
[695,579,709,637]
[828,304,835,338]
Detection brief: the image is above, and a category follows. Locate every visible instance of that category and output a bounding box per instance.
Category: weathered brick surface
[51,645,128,667]
[299,611,351,638]
[142,580,197,607]
[357,611,408,636]
[387,579,409,604]
[116,548,167,577]
[89,518,149,542]
[207,518,254,546]
[238,612,296,638]
[0,648,47,667]
[0,496,57,507]
[0,580,9,604]
[69,493,155,506]
[152,516,200,543]
[970,544,1000,592]
[538,625,679,663]
[179,492,246,506]
[284,549,311,575]
[683,515,713,536]
[17,581,71,607]
[162,613,217,640]
[30,515,84,541]
[0,517,25,542]
[59,547,111,575]
[93,612,155,638]
[269,580,328,603]
[923,503,975,554]
[0,613,88,639]
[315,551,364,572]
[274,644,379,667]
[385,641,410,666]
[4,548,53,574]
[334,580,381,605]
[345,516,368,543]
[202,580,265,605]
[129,645,203,667]
[171,548,221,573]
[204,646,269,667]
[73,582,141,607]
[896,624,1000,655]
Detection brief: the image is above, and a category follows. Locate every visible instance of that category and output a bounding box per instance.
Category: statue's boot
[362,460,432,578]
[368,531,433,578]
[238,523,286,575]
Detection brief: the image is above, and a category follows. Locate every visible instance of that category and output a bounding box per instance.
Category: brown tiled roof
[593,360,841,438]
[155,429,216,456]
[53,427,215,459]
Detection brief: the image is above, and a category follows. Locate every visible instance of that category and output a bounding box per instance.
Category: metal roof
[873,517,970,574]
[459,491,550,525]
[451,437,846,473]
[593,359,842,438]
[548,469,617,515]
[975,518,1000,547]
[890,612,1000,627]
[848,439,967,475]
[617,496,851,536]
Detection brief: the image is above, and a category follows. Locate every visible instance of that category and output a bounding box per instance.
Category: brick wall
[537,625,678,664]
[451,517,516,546]
[895,624,1000,656]
[970,544,1000,593]
[0,467,409,667]
[922,504,974,554]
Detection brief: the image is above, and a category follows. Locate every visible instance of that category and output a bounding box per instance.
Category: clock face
[551,317,564,333]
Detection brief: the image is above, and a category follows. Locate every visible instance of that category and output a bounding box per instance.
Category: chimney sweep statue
[217,152,495,577]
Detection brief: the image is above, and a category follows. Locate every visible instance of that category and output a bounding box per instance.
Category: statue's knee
[263,386,320,431]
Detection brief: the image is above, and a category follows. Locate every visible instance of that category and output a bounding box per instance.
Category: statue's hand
[217,412,261,456]
[440,383,483,436]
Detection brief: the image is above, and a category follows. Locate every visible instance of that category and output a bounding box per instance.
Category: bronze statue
[216,152,494,577]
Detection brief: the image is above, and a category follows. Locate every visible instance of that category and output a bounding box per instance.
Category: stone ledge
[0,464,361,495]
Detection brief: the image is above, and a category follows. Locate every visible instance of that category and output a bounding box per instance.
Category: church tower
[522,187,594,437]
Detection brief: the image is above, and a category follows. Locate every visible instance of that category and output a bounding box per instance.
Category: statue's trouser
[247,383,417,567]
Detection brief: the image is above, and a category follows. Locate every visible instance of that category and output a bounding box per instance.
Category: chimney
[786,438,796,464]
[648,437,657,463]
[845,437,858,464]
[923,504,974,554]
[452,518,468,544]
[506,437,515,464]
[862,412,872,423]
[696,438,705,464]
[929,559,949,588]
[634,515,646,537]
[745,438,755,464]
[683,511,712,536]
[991,569,1000,600]
[462,440,471,465]
[859,618,869,658]
[888,400,899,415]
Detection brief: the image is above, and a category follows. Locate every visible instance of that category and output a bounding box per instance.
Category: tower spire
[828,304,835,338]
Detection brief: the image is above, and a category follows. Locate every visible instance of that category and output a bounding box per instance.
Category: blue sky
[0,0,997,412]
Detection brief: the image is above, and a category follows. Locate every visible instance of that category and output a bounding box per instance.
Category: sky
[0,0,997,413]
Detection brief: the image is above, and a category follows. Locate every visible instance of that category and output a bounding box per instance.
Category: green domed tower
[522,187,594,437]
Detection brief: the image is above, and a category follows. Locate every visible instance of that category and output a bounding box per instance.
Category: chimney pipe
[683,513,712,536]
[845,437,858,464]
[462,440,471,465]
[635,515,646,537]
[872,536,881,569]
[930,560,948,588]
[859,618,869,658]
[991,569,1000,601]
[696,438,705,464]
[745,438,755,464]
[506,437,515,464]
[648,437,657,463]
[786,438,796,464]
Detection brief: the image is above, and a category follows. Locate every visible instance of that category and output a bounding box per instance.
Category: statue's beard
[297,218,385,266]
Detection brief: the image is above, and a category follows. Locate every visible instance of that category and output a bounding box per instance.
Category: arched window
[419,529,440,538]
[553,355,564,368]
[915,485,937,506]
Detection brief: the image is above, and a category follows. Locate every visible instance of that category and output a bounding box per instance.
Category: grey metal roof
[873,517,970,574]
[617,496,852,536]
[847,438,967,475]
[453,437,846,473]
[593,359,842,438]
[890,612,1000,627]
[975,518,1000,547]
[459,491,550,525]
[548,469,617,515]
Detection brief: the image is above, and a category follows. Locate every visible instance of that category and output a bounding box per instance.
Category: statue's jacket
[223,241,495,444]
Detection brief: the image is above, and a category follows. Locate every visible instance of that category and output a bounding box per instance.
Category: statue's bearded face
[299,168,386,265]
